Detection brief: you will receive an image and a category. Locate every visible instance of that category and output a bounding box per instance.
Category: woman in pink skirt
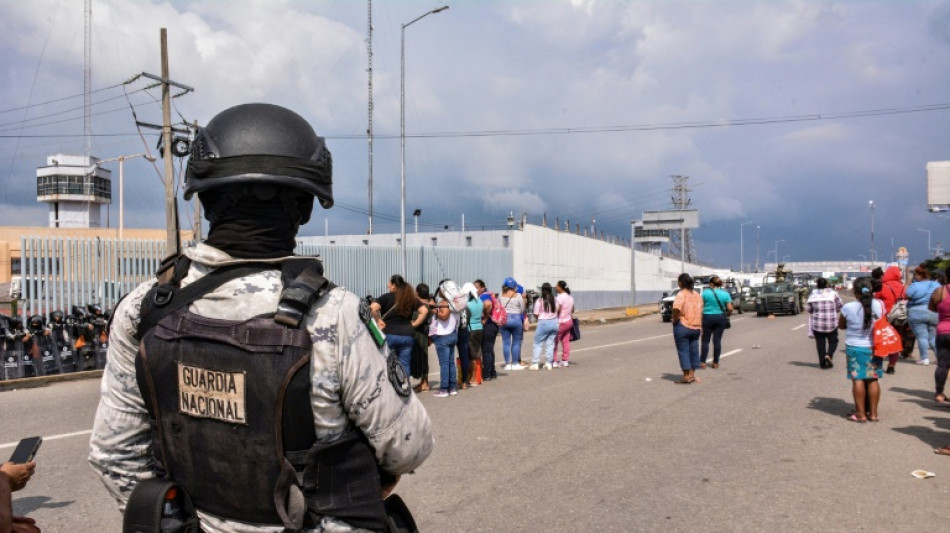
[553,280,575,367]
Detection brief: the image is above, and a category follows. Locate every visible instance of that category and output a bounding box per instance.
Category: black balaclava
[201,185,313,259]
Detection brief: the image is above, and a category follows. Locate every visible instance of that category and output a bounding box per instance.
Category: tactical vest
[134,256,389,532]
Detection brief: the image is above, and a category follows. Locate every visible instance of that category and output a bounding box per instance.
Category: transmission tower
[668,175,696,263]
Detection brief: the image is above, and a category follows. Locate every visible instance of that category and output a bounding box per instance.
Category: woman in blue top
[838,277,885,422]
[906,264,940,365]
[700,276,733,369]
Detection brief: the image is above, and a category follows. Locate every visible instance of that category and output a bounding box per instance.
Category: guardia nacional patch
[359,299,386,348]
[388,352,411,397]
[177,362,248,425]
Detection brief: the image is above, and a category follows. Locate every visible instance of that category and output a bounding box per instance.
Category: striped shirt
[806,289,843,332]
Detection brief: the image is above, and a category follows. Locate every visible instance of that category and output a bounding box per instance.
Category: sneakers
[560,361,569,368]
[916,360,931,366]
[543,362,553,370]
[509,364,524,371]
[432,390,449,398]
[528,364,540,370]
[503,364,513,370]
[449,389,458,396]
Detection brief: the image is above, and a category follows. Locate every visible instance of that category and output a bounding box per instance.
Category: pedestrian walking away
[699,275,733,369]
[88,103,433,532]
[807,277,843,369]
[672,273,703,384]
[874,265,907,373]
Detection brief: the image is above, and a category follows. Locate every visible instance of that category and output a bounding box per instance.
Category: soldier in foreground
[89,103,434,532]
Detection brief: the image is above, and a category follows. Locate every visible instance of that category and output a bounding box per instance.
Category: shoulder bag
[886,285,908,326]
[711,289,731,329]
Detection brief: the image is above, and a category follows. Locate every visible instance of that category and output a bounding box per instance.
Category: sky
[1,0,948,271]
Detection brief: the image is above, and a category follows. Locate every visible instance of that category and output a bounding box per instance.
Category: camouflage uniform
[89,242,435,533]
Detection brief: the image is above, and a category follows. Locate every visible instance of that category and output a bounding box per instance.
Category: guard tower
[36,154,112,228]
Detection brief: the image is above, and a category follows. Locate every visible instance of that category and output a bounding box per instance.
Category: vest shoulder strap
[275,257,335,328]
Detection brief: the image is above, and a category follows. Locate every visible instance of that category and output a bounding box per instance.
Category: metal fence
[16,238,514,320]
[18,236,171,320]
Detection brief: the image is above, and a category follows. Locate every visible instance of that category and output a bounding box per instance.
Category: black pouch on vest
[123,477,199,533]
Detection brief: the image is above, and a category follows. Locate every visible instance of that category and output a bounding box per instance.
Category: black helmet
[50,310,64,323]
[184,103,333,211]
[28,314,44,331]
[72,305,87,318]
[88,304,103,315]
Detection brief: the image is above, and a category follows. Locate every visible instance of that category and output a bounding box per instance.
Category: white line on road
[571,333,672,353]
[792,324,807,331]
[0,429,92,450]
[719,349,742,358]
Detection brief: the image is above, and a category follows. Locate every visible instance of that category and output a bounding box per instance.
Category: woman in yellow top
[672,273,704,384]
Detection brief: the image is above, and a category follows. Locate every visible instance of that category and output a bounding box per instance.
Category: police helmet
[72,305,87,318]
[88,304,103,315]
[28,314,44,331]
[50,310,64,323]
[184,103,333,213]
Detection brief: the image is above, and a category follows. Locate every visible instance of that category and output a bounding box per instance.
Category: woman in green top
[700,276,733,369]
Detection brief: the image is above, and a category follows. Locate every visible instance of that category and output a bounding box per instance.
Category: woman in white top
[838,277,885,422]
[553,281,575,367]
[430,281,461,397]
[530,283,559,370]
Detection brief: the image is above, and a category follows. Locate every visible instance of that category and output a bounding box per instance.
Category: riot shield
[2,344,20,380]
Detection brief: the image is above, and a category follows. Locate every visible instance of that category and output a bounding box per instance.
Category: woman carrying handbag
[700,276,733,369]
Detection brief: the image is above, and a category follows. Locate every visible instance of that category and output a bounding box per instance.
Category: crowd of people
[369,276,576,397]
[1,305,110,381]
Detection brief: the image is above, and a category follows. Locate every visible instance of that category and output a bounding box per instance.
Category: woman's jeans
[385,334,414,377]
[482,321,499,378]
[499,315,524,365]
[432,332,458,391]
[673,322,701,371]
[532,318,558,365]
[457,327,471,384]
[554,320,572,362]
[700,313,728,364]
[908,306,938,361]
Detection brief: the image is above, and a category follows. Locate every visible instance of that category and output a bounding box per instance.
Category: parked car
[723,284,744,314]
[658,288,702,322]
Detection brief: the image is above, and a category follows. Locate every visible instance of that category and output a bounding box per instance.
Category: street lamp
[401,5,449,276]
[740,221,755,273]
[918,228,931,256]
[869,200,875,262]
[413,209,422,233]
[755,225,760,272]
[97,153,156,240]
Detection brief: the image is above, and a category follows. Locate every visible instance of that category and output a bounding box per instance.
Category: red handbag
[873,315,902,356]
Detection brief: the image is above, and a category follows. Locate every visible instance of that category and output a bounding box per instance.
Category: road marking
[571,333,672,353]
[792,324,807,331]
[0,429,92,450]
[719,349,742,358]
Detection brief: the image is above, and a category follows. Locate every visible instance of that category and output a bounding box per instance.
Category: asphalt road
[2,312,949,532]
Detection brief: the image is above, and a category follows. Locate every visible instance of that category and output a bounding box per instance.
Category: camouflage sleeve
[88,280,159,511]
[334,291,434,475]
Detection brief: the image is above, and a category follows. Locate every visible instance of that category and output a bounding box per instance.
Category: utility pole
[160,29,178,257]
[366,0,374,234]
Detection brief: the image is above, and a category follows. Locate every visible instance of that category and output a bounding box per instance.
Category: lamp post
[401,5,449,276]
[869,200,875,262]
[918,228,931,257]
[755,225,760,272]
[413,209,422,233]
[97,153,156,240]
[740,221,755,273]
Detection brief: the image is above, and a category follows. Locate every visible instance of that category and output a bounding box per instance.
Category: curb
[0,370,103,392]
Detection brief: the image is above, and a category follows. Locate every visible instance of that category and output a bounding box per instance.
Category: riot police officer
[89,103,434,532]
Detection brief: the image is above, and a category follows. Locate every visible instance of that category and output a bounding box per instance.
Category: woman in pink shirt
[672,273,703,384]
[530,283,559,370]
[553,280,575,367]
[932,266,950,455]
